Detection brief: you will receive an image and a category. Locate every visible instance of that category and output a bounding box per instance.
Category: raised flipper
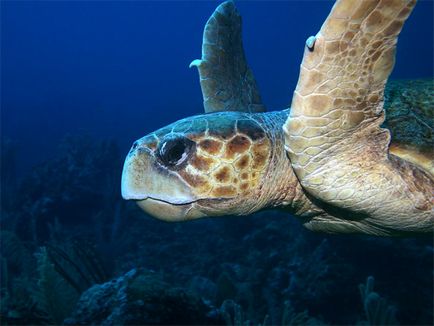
[283,0,433,234]
[190,1,266,113]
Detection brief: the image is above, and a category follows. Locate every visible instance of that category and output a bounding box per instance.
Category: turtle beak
[121,143,195,203]
[121,141,204,221]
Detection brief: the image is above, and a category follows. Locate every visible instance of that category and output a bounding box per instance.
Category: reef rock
[64,268,223,325]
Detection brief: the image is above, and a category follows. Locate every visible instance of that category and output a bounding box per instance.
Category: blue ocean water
[1,1,433,325]
[1,1,433,172]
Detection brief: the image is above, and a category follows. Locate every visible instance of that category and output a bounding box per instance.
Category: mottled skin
[122,0,433,236]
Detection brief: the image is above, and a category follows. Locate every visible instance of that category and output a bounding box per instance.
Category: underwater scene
[1,1,433,325]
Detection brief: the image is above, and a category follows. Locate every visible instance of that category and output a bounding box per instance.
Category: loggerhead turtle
[121,0,433,236]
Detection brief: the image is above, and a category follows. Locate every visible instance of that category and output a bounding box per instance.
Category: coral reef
[64,268,223,325]
[358,276,398,325]
[34,247,79,324]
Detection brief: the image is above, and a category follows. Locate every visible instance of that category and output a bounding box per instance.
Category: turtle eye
[157,136,195,167]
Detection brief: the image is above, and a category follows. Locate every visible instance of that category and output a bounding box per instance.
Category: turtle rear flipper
[284,0,433,235]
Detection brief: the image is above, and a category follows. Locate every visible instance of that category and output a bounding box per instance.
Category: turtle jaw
[135,197,206,222]
[121,144,202,220]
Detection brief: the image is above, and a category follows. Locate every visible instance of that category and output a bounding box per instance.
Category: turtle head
[121,112,273,221]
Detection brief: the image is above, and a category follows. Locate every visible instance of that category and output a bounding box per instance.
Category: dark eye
[157,136,195,167]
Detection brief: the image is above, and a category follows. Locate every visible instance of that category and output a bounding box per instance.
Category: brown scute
[343,31,354,41]
[237,119,266,140]
[241,172,248,180]
[398,5,412,19]
[371,51,381,62]
[191,154,215,171]
[198,139,222,155]
[371,40,382,50]
[383,20,404,36]
[252,152,268,169]
[368,94,379,103]
[364,10,383,30]
[179,171,208,188]
[212,185,237,197]
[226,135,251,158]
[251,141,270,169]
[240,183,249,191]
[325,40,340,54]
[214,166,231,183]
[235,155,250,170]
[348,111,365,127]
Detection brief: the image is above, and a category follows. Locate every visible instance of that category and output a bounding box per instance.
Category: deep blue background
[2,1,433,174]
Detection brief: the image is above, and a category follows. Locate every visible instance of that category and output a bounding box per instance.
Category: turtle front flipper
[284,0,433,235]
[190,1,266,113]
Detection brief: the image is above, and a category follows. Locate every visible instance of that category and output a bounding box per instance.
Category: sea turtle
[121,0,433,236]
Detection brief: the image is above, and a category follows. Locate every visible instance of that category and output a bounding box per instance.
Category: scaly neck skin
[248,110,324,218]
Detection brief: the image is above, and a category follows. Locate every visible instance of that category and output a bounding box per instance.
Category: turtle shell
[384,79,433,173]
